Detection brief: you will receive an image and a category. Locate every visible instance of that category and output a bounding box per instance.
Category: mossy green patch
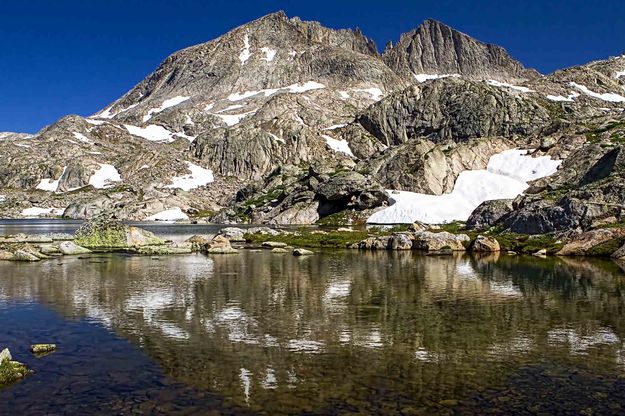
[585,238,625,256]
[494,233,564,255]
[245,229,370,249]
[0,360,29,388]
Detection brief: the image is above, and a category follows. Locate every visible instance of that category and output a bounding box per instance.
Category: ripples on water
[1,224,625,414]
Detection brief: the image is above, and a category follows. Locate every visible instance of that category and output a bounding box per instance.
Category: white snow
[145,207,189,222]
[615,70,625,78]
[487,79,533,93]
[14,143,30,148]
[260,47,277,62]
[227,81,326,102]
[267,132,285,144]
[165,162,214,191]
[125,124,176,142]
[569,82,625,103]
[322,134,355,157]
[414,73,460,83]
[72,132,92,144]
[21,207,64,217]
[338,91,350,99]
[239,34,252,64]
[213,111,256,127]
[88,163,122,189]
[323,124,348,130]
[94,103,138,119]
[85,118,106,126]
[143,96,190,122]
[367,149,561,224]
[36,166,66,192]
[354,87,384,101]
[546,92,579,102]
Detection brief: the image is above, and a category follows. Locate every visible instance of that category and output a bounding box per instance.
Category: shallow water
[1,224,625,415]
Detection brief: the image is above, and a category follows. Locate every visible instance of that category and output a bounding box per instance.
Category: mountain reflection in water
[1,249,625,415]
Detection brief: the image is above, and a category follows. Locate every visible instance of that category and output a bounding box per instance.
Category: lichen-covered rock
[205,235,238,254]
[30,344,56,354]
[219,227,246,242]
[0,234,53,244]
[413,231,469,251]
[74,218,165,249]
[262,241,288,248]
[58,241,91,255]
[137,243,193,255]
[469,235,501,252]
[467,199,514,230]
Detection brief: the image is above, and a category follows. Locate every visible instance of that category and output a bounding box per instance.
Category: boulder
[137,243,193,255]
[293,248,314,256]
[246,227,280,236]
[271,248,288,253]
[185,235,210,252]
[0,348,11,364]
[38,244,61,255]
[74,218,165,250]
[533,249,548,257]
[388,233,414,250]
[219,227,246,242]
[557,228,625,256]
[58,241,91,255]
[469,235,501,252]
[408,222,429,233]
[467,199,514,230]
[205,235,238,254]
[12,250,42,262]
[413,231,470,251]
[612,243,625,260]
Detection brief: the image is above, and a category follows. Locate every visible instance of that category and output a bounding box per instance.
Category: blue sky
[1,0,623,133]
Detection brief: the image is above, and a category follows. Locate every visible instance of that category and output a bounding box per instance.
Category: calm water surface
[1,221,625,415]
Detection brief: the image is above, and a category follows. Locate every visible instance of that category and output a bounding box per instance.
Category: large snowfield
[367,149,561,224]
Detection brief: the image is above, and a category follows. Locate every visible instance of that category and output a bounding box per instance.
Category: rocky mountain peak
[383,18,540,83]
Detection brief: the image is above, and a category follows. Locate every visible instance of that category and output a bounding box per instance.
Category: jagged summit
[383,18,540,83]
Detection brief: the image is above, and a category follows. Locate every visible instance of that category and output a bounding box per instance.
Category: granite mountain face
[1,11,624,234]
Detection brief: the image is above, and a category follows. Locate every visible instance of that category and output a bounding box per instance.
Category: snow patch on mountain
[487,80,532,93]
[125,124,178,142]
[260,47,277,62]
[21,207,64,217]
[143,96,190,122]
[267,132,285,144]
[95,103,139,119]
[145,207,189,222]
[212,110,257,127]
[165,162,214,191]
[414,73,460,83]
[72,132,92,144]
[89,164,122,189]
[615,70,625,78]
[227,81,326,102]
[546,92,579,102]
[354,88,384,101]
[36,166,67,192]
[239,34,252,64]
[367,149,561,224]
[322,134,355,157]
[569,82,625,103]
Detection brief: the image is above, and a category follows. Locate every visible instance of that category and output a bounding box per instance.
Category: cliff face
[383,19,540,83]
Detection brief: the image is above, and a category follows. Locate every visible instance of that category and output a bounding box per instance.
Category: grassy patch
[494,233,564,254]
[585,238,625,256]
[0,360,29,388]
[245,229,371,249]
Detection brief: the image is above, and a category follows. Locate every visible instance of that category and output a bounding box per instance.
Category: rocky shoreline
[2,217,625,264]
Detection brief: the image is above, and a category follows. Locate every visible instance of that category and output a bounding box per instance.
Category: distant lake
[1,222,625,414]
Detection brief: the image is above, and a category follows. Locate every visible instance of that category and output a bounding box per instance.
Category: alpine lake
[1,220,625,415]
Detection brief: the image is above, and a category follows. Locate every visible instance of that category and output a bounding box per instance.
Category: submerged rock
[271,247,288,253]
[293,248,314,256]
[74,218,165,250]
